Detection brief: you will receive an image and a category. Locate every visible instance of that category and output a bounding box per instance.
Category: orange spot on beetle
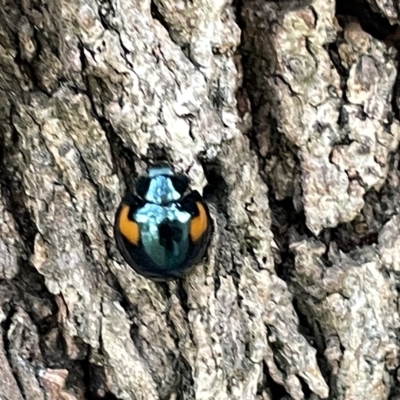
[190,202,208,242]
[118,205,140,245]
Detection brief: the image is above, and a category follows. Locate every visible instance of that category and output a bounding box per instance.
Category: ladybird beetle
[114,166,213,281]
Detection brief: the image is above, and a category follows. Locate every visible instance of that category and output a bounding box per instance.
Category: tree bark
[0,0,399,399]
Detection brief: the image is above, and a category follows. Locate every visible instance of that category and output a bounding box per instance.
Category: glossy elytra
[114,166,213,281]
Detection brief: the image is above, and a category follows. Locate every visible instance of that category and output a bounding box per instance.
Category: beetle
[114,166,213,280]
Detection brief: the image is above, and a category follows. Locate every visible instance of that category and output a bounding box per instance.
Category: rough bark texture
[0,0,400,399]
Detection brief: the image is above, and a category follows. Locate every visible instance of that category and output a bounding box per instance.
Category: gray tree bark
[0,0,399,399]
